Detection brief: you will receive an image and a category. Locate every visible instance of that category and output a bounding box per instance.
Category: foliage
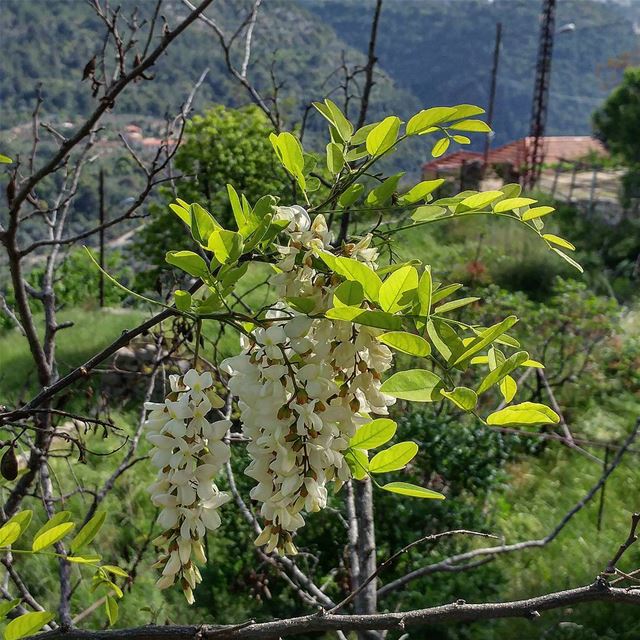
[593,67,640,207]
[593,67,640,166]
[134,105,294,290]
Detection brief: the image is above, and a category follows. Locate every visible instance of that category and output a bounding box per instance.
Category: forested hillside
[2,0,638,147]
[304,0,640,146]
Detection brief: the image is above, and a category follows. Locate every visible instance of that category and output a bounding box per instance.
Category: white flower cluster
[144,369,231,603]
[222,206,395,554]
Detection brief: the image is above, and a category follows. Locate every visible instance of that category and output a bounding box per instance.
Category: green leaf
[441,387,478,411]
[552,248,584,273]
[493,197,537,212]
[4,612,55,640]
[522,206,554,221]
[207,229,244,265]
[399,179,444,204]
[66,554,102,564]
[380,369,443,402]
[487,402,560,427]
[226,184,246,230]
[174,290,192,312]
[323,99,354,142]
[366,116,401,157]
[416,267,432,321]
[369,442,418,473]
[103,565,129,578]
[378,331,431,357]
[450,119,491,132]
[105,595,119,626]
[500,375,517,403]
[270,132,306,190]
[190,202,219,245]
[381,482,445,500]
[427,318,464,363]
[411,205,448,222]
[406,106,457,135]
[166,250,209,279]
[351,122,379,145]
[350,419,397,450]
[32,522,75,552]
[338,183,364,208]
[345,449,369,480]
[33,511,72,543]
[366,173,404,207]
[452,316,518,366]
[69,512,106,553]
[7,511,33,536]
[333,281,364,308]
[543,234,575,251]
[0,523,21,547]
[0,154,13,164]
[459,191,503,210]
[286,296,316,314]
[326,142,345,174]
[477,351,529,395]
[326,307,402,331]
[0,599,20,620]
[169,202,191,225]
[434,296,479,314]
[451,104,485,119]
[330,256,382,302]
[431,138,450,158]
[379,265,418,313]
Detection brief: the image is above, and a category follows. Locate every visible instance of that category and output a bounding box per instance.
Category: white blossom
[145,369,230,602]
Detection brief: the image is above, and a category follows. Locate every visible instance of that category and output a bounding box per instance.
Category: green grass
[0,307,148,404]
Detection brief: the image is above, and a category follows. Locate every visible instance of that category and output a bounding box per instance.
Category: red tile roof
[422,136,608,173]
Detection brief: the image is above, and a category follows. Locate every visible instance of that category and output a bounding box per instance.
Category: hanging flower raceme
[222,206,395,555]
[144,369,231,603]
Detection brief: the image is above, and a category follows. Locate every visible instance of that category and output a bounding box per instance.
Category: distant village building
[422,136,608,181]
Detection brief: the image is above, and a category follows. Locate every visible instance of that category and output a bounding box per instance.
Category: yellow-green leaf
[0,599,20,619]
[487,402,560,427]
[380,369,443,402]
[69,512,106,553]
[382,482,445,500]
[493,197,537,212]
[345,449,369,480]
[431,138,450,158]
[406,106,457,135]
[325,306,402,331]
[350,419,397,450]
[522,206,554,221]
[366,116,401,157]
[399,179,444,204]
[165,250,209,279]
[450,119,491,132]
[0,523,21,547]
[379,265,418,313]
[441,387,478,411]
[33,511,72,543]
[459,191,503,210]
[434,296,479,314]
[32,522,75,552]
[477,351,529,395]
[105,595,119,626]
[552,248,583,273]
[369,441,419,473]
[378,331,431,357]
[543,234,575,251]
[4,611,55,640]
[333,280,364,308]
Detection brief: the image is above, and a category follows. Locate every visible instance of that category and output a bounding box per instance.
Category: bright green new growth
[157,98,572,503]
[0,511,126,637]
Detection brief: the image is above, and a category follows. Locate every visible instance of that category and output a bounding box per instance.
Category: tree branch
[35,581,640,639]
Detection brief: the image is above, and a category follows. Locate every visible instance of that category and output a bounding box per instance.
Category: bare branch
[34,581,640,639]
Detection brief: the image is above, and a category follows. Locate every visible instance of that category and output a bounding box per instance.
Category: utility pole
[483,21,502,170]
[525,0,556,189]
[98,168,105,308]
